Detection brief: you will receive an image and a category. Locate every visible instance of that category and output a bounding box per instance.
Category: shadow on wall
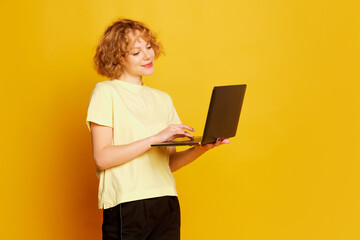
[43,77,102,240]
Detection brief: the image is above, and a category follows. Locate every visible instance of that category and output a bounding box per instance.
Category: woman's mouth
[141,62,153,68]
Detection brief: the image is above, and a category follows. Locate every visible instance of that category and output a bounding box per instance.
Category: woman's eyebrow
[130,45,148,50]
[129,46,141,51]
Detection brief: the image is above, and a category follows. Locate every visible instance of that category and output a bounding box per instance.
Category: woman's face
[121,31,155,78]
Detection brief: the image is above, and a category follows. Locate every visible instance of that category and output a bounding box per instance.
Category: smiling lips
[141,62,153,68]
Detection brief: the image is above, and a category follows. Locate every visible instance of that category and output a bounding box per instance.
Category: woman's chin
[142,69,155,76]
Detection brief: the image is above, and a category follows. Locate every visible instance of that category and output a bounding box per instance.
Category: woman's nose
[143,50,151,60]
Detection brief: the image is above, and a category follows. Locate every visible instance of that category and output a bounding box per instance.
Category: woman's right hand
[153,124,195,143]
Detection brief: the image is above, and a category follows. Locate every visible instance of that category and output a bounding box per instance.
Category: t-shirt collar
[113,79,145,93]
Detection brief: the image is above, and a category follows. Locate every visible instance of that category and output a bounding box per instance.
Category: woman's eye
[132,52,140,56]
[147,45,152,49]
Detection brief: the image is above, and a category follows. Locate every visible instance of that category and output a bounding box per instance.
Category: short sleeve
[86,82,113,131]
[168,95,182,125]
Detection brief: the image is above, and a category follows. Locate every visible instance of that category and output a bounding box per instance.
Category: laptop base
[151,136,203,147]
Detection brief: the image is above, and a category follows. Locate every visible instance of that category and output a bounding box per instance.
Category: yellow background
[1,0,359,239]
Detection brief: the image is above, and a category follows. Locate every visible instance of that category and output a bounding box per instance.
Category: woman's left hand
[195,138,230,152]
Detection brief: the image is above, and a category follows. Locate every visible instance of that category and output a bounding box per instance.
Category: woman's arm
[90,122,195,170]
[169,138,230,172]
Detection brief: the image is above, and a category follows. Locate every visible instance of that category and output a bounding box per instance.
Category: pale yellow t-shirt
[86,80,181,209]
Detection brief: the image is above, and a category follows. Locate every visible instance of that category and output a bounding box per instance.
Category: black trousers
[102,196,181,240]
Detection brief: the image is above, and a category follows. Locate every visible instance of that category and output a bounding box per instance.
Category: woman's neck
[117,72,143,86]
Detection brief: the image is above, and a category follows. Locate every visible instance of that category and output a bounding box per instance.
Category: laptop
[151,84,247,147]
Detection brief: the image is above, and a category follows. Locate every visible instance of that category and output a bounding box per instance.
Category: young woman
[87,18,229,240]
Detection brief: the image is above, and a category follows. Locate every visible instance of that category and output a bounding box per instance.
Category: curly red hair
[94,19,163,79]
